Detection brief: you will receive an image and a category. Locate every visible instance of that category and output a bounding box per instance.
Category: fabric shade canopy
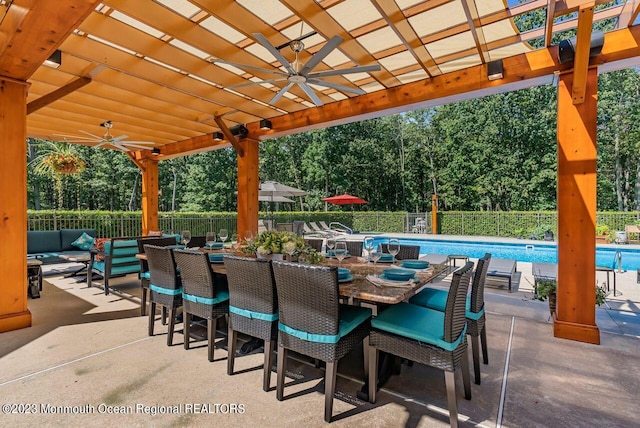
[259,181,307,197]
[322,194,367,205]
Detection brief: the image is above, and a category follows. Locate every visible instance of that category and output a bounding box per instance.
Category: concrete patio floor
[1,262,639,427]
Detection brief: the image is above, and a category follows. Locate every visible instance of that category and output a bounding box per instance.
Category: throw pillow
[71,232,95,250]
[93,237,110,262]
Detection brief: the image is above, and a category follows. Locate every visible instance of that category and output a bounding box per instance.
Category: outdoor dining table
[137,249,447,307]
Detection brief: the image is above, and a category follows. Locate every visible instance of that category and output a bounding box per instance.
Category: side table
[27,258,43,299]
[59,253,91,279]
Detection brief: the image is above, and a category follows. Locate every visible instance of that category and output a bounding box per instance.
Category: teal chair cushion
[279,305,371,344]
[140,271,150,280]
[93,261,140,275]
[371,302,465,352]
[183,290,229,305]
[410,288,484,320]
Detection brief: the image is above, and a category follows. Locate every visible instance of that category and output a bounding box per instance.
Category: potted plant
[595,224,610,244]
[535,279,607,316]
[242,230,324,264]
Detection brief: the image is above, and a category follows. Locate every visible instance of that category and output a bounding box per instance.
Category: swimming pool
[372,236,638,270]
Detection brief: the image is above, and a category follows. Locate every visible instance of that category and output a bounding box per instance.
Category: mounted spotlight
[229,124,248,139]
[43,50,62,68]
[151,148,161,156]
[558,31,604,64]
[260,119,272,130]
[487,60,503,81]
[212,131,224,141]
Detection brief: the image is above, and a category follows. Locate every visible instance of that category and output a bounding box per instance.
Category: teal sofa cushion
[372,302,465,352]
[27,231,62,253]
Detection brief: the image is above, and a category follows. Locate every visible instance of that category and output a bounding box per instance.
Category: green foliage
[595,224,610,235]
[534,279,556,301]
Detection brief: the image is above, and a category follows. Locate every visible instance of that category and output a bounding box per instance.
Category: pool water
[372,237,637,270]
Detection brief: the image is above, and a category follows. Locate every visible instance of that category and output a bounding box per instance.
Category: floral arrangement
[242,230,324,264]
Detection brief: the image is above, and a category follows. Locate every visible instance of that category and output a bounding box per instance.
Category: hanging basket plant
[41,153,86,175]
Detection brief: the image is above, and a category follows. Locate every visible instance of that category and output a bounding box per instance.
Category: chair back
[272,261,340,336]
[292,221,305,235]
[304,238,323,252]
[345,240,364,257]
[470,253,491,314]
[381,243,420,260]
[224,255,277,314]
[187,236,207,248]
[144,244,180,291]
[443,262,473,343]
[137,237,179,272]
[173,250,218,299]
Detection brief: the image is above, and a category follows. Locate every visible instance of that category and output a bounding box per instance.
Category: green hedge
[26,210,640,238]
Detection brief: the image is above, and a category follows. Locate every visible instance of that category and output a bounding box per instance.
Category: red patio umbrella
[322,194,367,205]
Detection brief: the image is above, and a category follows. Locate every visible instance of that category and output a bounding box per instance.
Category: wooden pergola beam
[26,76,91,115]
[571,2,595,105]
[213,116,243,157]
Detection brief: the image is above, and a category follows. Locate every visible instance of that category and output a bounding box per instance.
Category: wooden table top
[136,250,448,305]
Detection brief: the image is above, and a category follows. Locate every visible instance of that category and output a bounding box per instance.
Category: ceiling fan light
[289,40,304,53]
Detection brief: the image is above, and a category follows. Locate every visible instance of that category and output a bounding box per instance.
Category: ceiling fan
[54,121,155,152]
[211,32,381,107]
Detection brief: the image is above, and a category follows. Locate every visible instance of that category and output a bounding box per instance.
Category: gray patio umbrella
[259,181,307,216]
[258,195,295,203]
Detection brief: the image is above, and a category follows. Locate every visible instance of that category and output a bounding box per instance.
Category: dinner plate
[379,273,419,283]
[338,274,353,283]
[401,260,430,269]
[383,268,416,281]
[338,267,351,279]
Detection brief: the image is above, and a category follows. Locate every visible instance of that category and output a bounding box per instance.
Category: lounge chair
[420,254,450,265]
[302,222,324,237]
[533,261,616,296]
[310,221,336,237]
[485,258,517,292]
[319,221,350,235]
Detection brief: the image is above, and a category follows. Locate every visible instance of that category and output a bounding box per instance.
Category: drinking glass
[181,230,191,248]
[370,243,382,276]
[335,241,347,268]
[219,229,229,244]
[205,231,216,249]
[388,239,400,265]
[363,236,375,264]
[326,238,335,255]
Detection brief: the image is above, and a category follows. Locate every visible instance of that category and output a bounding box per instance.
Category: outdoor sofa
[27,228,96,264]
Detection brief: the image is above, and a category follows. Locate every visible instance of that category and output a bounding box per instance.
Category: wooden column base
[553,313,600,345]
[0,310,32,333]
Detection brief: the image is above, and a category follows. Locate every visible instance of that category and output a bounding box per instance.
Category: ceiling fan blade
[253,33,297,75]
[307,64,381,79]
[53,133,93,140]
[59,139,101,143]
[79,130,103,140]
[111,135,129,142]
[93,141,109,148]
[298,82,323,106]
[120,143,155,150]
[307,78,365,95]
[269,82,295,105]
[229,78,287,89]
[211,59,288,76]
[299,35,344,76]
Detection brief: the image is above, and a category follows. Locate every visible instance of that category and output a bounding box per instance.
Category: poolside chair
[224,255,278,392]
[137,236,180,316]
[173,249,229,362]
[292,221,305,235]
[410,253,492,384]
[309,221,335,237]
[420,253,450,265]
[381,243,420,260]
[144,244,183,346]
[485,258,518,292]
[369,262,473,428]
[272,261,371,422]
[302,222,323,237]
[303,237,323,253]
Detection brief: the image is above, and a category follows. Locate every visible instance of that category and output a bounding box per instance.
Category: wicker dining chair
[369,262,474,428]
[224,255,278,391]
[380,243,420,260]
[303,237,323,252]
[345,240,364,257]
[410,253,492,385]
[271,261,372,423]
[137,236,179,316]
[173,249,229,362]
[144,244,183,346]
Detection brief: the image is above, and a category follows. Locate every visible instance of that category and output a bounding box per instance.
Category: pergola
[3,0,640,344]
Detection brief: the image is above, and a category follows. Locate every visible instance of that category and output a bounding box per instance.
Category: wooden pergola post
[140,158,159,235]
[0,78,31,332]
[431,194,438,234]
[554,68,600,344]
[236,139,259,240]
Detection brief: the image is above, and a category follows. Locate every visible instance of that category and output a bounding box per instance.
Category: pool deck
[2,246,639,427]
